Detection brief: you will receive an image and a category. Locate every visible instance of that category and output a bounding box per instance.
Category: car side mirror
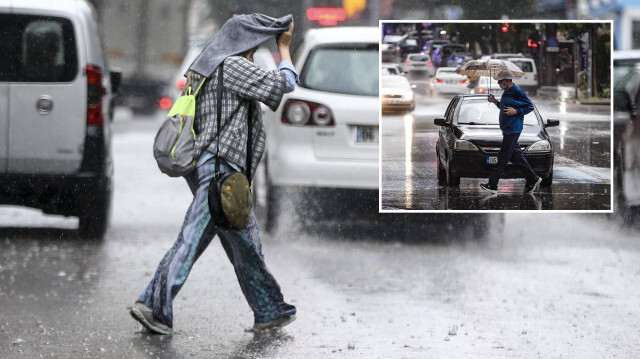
[110,68,122,95]
[545,118,560,128]
[434,117,449,127]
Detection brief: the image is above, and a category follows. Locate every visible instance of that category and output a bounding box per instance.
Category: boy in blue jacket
[480,70,542,194]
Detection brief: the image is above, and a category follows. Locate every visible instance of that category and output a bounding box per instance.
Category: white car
[471,77,501,95]
[401,53,435,76]
[0,0,120,238]
[430,67,470,95]
[255,27,379,231]
[381,75,415,113]
[508,57,538,95]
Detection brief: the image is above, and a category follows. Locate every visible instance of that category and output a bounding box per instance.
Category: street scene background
[1,0,640,358]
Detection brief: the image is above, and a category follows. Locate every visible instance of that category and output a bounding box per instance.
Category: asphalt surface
[381,89,612,211]
[1,108,639,359]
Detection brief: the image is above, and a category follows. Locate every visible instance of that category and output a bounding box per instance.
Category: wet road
[381,94,612,211]
[1,109,639,359]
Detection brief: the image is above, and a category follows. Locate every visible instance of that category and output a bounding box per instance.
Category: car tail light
[405,61,411,66]
[158,97,173,110]
[459,79,469,84]
[477,87,485,94]
[534,74,538,81]
[282,99,334,127]
[434,78,444,83]
[86,65,104,126]
[427,61,433,66]
[176,78,187,91]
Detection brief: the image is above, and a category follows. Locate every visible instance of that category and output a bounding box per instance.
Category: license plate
[446,80,457,84]
[355,126,379,144]
[486,156,498,165]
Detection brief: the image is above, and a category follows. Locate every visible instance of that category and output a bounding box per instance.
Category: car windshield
[381,76,410,89]
[300,45,379,96]
[510,60,533,72]
[457,98,540,126]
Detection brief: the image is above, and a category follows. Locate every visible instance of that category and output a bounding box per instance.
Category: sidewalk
[537,85,611,106]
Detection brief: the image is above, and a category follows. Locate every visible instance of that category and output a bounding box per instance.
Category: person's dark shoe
[129,302,174,335]
[480,183,498,194]
[246,314,297,333]
[524,177,543,194]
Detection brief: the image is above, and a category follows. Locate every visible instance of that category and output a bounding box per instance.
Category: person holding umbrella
[479,69,542,194]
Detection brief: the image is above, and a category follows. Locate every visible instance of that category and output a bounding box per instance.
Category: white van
[0,0,121,238]
[508,57,538,95]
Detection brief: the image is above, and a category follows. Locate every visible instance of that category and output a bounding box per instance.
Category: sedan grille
[481,146,527,153]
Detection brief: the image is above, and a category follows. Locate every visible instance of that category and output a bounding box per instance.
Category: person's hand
[503,107,517,116]
[488,94,496,103]
[277,21,294,49]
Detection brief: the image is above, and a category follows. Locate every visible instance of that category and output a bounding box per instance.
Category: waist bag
[207,63,254,230]
[153,72,206,177]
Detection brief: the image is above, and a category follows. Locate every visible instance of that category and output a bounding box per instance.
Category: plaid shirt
[191,56,286,179]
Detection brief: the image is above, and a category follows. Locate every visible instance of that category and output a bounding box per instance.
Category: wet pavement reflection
[381,97,611,211]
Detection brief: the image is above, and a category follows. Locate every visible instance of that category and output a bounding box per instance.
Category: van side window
[0,15,77,82]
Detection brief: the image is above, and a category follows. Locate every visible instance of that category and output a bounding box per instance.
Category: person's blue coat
[493,84,534,134]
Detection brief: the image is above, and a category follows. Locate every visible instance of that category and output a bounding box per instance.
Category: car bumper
[268,150,379,190]
[448,151,553,178]
[382,99,415,111]
[0,172,107,215]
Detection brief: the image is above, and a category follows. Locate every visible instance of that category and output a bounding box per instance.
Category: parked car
[254,27,379,231]
[613,52,640,218]
[430,67,470,96]
[381,75,415,113]
[470,77,501,96]
[432,44,467,67]
[434,94,558,187]
[508,57,538,95]
[0,0,120,238]
[401,53,435,76]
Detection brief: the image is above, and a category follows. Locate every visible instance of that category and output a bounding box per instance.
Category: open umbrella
[455,59,524,93]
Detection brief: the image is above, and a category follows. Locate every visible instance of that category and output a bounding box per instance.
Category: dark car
[613,51,640,218]
[433,44,467,67]
[395,37,422,61]
[423,39,449,57]
[434,95,559,187]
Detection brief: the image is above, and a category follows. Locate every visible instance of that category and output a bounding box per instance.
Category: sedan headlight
[453,140,479,151]
[527,140,551,152]
[402,90,414,101]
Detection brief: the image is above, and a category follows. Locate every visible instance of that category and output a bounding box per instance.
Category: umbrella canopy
[455,59,524,78]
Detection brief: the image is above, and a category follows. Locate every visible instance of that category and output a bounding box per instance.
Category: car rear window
[510,60,534,73]
[0,14,78,82]
[458,99,539,126]
[408,54,428,61]
[300,44,378,96]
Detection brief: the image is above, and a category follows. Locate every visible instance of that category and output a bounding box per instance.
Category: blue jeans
[488,132,538,188]
[137,157,296,328]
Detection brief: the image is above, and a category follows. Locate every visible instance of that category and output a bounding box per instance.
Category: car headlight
[527,140,551,152]
[402,91,414,101]
[453,140,478,151]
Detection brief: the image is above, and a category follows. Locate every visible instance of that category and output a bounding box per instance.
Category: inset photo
[380,20,613,212]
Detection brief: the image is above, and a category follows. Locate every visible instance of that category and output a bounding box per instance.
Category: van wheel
[78,180,111,239]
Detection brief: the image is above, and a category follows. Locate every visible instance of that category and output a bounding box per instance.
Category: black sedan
[434,94,559,187]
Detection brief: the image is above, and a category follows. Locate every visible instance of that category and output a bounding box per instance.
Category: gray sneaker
[130,302,174,335]
[246,314,297,333]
